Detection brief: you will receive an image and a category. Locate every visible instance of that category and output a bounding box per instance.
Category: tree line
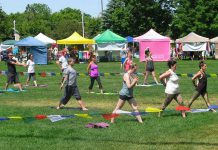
[0,0,218,42]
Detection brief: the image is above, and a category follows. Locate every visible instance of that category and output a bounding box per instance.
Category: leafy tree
[102,0,173,36]
[0,7,10,41]
[171,0,218,39]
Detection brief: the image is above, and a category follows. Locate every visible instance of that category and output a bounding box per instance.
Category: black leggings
[89,76,103,90]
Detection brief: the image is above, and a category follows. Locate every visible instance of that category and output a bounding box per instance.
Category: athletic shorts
[121,58,126,64]
[119,95,133,101]
[7,73,20,84]
[28,73,36,80]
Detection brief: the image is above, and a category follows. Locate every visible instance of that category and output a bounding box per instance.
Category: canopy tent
[15,36,47,64]
[2,40,16,45]
[94,29,127,51]
[133,29,170,62]
[95,29,127,43]
[35,33,56,44]
[210,37,218,43]
[176,32,209,43]
[176,32,210,52]
[57,32,95,44]
[210,36,218,59]
[126,36,134,43]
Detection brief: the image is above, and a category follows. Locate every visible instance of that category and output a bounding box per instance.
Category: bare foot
[82,107,88,111]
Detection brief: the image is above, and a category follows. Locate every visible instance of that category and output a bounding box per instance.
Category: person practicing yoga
[159,60,186,118]
[5,52,26,91]
[25,54,37,87]
[111,63,143,123]
[87,55,104,94]
[57,58,88,111]
[187,61,216,112]
[143,47,159,85]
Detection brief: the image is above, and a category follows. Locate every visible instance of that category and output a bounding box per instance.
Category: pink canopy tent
[134,29,170,62]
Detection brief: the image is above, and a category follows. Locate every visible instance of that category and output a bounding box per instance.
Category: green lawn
[0,59,218,150]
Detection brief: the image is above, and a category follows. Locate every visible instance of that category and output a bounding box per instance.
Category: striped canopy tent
[57,32,95,44]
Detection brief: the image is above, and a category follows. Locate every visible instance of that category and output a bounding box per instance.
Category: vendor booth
[94,29,127,61]
[210,36,218,59]
[134,29,170,62]
[15,36,47,64]
[176,32,210,59]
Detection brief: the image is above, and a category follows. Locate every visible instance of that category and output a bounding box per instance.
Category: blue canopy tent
[126,36,133,43]
[15,36,47,64]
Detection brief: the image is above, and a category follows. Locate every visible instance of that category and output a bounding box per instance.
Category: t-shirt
[120,50,126,58]
[65,66,77,86]
[165,69,180,94]
[26,60,35,73]
[59,56,68,69]
[7,58,17,74]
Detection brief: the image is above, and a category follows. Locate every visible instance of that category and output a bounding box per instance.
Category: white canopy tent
[176,32,210,52]
[210,36,218,59]
[35,33,56,44]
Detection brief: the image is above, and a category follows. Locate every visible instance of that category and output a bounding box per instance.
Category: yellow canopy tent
[57,32,95,44]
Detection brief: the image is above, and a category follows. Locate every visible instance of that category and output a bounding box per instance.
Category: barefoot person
[187,61,216,112]
[25,54,37,87]
[87,55,103,94]
[57,58,88,110]
[111,63,143,123]
[5,53,26,91]
[143,48,159,85]
[159,60,186,118]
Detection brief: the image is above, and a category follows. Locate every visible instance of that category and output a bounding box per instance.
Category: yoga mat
[24,84,48,88]
[0,88,26,93]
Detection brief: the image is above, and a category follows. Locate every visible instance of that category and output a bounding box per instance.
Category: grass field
[0,59,218,150]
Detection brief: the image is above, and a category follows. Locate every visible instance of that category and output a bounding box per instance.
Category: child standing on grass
[87,55,103,94]
[25,54,37,87]
[187,61,216,112]
[159,60,186,118]
[143,48,159,85]
[111,63,143,123]
[57,58,88,110]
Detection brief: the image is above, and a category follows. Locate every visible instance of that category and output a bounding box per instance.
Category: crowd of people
[3,46,217,124]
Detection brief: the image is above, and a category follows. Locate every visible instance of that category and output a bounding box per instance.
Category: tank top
[90,63,99,77]
[125,58,132,71]
[196,71,207,93]
[146,57,154,70]
[119,73,134,97]
[165,69,180,94]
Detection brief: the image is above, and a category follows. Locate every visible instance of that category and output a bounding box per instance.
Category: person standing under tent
[87,55,104,94]
[25,54,37,87]
[56,50,68,84]
[159,60,186,118]
[5,52,26,91]
[143,48,159,85]
[111,63,143,123]
[57,58,88,110]
[120,46,127,71]
[187,61,216,112]
[123,51,133,72]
